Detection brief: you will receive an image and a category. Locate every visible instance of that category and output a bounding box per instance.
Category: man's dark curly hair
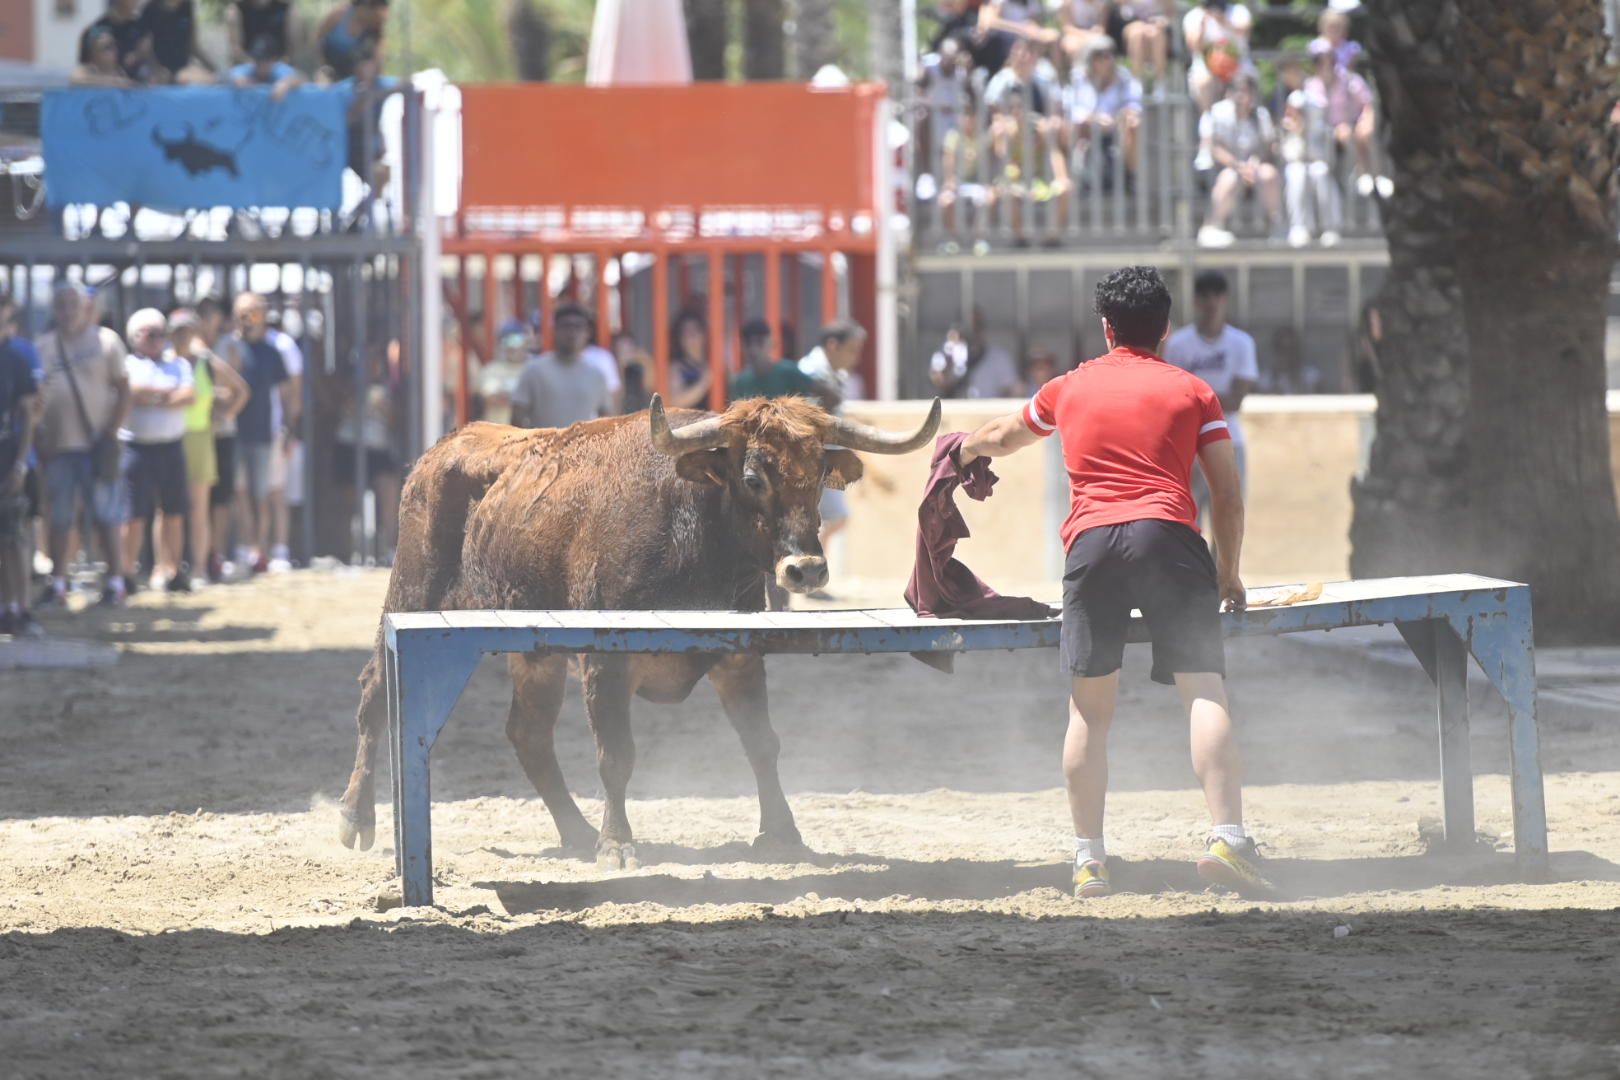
[1093,266,1172,349]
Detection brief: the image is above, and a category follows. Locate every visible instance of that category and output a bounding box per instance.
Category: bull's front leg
[581,655,640,870]
[708,653,806,858]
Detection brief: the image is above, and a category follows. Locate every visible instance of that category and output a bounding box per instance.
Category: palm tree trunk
[791,0,838,79]
[744,0,785,80]
[688,0,729,81]
[506,0,552,82]
[1350,1,1472,579]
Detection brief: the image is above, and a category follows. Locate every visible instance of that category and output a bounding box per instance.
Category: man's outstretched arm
[959,411,1043,465]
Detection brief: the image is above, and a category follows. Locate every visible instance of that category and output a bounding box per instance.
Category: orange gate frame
[444,82,885,423]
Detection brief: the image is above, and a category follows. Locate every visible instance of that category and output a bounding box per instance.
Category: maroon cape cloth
[904,434,1056,671]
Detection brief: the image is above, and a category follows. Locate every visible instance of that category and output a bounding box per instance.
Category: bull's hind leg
[582,655,640,870]
[506,653,597,851]
[339,651,387,850]
[708,654,805,857]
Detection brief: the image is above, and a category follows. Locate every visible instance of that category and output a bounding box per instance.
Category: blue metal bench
[382,573,1544,906]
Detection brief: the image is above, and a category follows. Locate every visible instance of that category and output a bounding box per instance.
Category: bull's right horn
[648,394,730,456]
[826,398,943,455]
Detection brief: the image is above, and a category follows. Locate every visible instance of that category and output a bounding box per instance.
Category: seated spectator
[929,312,1021,398]
[227,35,305,99]
[728,319,824,405]
[1182,0,1253,113]
[1114,0,1177,90]
[1069,38,1142,188]
[1269,52,1306,120]
[936,82,991,254]
[1280,90,1341,247]
[975,0,1058,75]
[1317,8,1362,73]
[1023,343,1060,394]
[1056,0,1110,66]
[120,308,194,593]
[1304,37,1385,199]
[317,0,390,82]
[916,31,974,185]
[477,320,528,425]
[73,26,136,86]
[985,38,1070,238]
[1196,75,1281,247]
[78,0,156,84]
[142,0,215,84]
[227,0,296,66]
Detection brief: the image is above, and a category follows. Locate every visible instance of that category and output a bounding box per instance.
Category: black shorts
[211,434,236,508]
[1061,518,1225,685]
[123,439,190,519]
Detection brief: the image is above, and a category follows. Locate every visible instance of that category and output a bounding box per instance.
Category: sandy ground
[3,570,1620,1078]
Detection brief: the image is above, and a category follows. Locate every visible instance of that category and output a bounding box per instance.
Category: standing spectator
[197,298,239,581]
[142,0,214,84]
[335,344,401,562]
[316,0,390,82]
[227,0,295,66]
[1164,271,1257,525]
[229,293,296,575]
[36,283,130,609]
[1069,38,1143,188]
[265,306,304,574]
[171,309,248,589]
[73,26,137,86]
[78,0,156,83]
[525,311,623,413]
[667,311,714,410]
[226,35,305,98]
[119,309,193,592]
[1182,0,1253,113]
[0,298,43,603]
[510,304,610,429]
[1304,37,1380,200]
[929,311,1022,398]
[1196,75,1281,247]
[800,318,867,582]
[478,320,528,425]
[0,297,42,637]
[728,319,823,404]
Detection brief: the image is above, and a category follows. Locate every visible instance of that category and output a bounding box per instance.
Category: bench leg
[387,637,484,908]
[1433,621,1475,850]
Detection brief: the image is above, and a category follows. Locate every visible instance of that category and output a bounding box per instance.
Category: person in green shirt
[728,319,829,405]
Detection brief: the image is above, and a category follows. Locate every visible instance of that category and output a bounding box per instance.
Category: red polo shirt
[1022,345,1231,550]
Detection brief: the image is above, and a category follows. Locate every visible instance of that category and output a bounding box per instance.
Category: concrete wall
[828,394,1620,596]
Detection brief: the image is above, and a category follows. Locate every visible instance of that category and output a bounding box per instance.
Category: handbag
[56,334,122,482]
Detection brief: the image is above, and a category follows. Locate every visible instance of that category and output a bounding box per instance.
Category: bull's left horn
[827,398,942,455]
[648,394,730,455]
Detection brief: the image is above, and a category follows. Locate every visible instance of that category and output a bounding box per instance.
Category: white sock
[1210,824,1248,848]
[1074,837,1106,864]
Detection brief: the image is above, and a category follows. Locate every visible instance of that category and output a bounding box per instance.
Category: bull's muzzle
[775,555,829,593]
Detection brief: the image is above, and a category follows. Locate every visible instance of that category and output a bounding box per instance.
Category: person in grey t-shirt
[511,304,610,430]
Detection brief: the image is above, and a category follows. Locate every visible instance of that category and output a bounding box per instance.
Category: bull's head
[648,395,941,594]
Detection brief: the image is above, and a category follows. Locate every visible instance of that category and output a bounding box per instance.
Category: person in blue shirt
[226,35,304,99]
[0,296,42,637]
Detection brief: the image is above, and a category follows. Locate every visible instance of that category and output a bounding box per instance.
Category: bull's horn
[827,398,942,455]
[648,394,729,455]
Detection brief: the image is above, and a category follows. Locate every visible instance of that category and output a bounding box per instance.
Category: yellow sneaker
[1073,859,1111,898]
[1197,837,1276,898]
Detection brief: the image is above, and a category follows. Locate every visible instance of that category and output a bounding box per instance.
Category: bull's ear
[823,448,864,490]
[676,448,730,486]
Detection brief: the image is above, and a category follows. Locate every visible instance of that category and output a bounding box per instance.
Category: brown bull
[338,394,940,866]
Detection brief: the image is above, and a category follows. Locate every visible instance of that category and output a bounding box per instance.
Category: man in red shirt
[958,266,1269,899]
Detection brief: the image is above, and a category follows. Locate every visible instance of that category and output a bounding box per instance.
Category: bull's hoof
[558,823,600,854]
[595,839,640,871]
[751,830,809,861]
[338,810,376,852]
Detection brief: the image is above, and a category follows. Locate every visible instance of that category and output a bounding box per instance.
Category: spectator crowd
[915,0,1392,248]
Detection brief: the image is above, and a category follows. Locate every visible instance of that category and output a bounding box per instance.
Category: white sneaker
[1197,224,1235,248]
[267,557,293,574]
[1375,175,1395,198]
[1288,225,1311,248]
[1355,173,1376,198]
[1320,229,1341,247]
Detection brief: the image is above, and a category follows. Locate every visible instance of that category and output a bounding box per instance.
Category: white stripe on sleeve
[1199,420,1229,435]
[1025,398,1056,433]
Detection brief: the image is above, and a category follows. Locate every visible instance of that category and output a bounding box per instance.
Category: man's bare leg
[1176,671,1242,827]
[1063,673,1119,839]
